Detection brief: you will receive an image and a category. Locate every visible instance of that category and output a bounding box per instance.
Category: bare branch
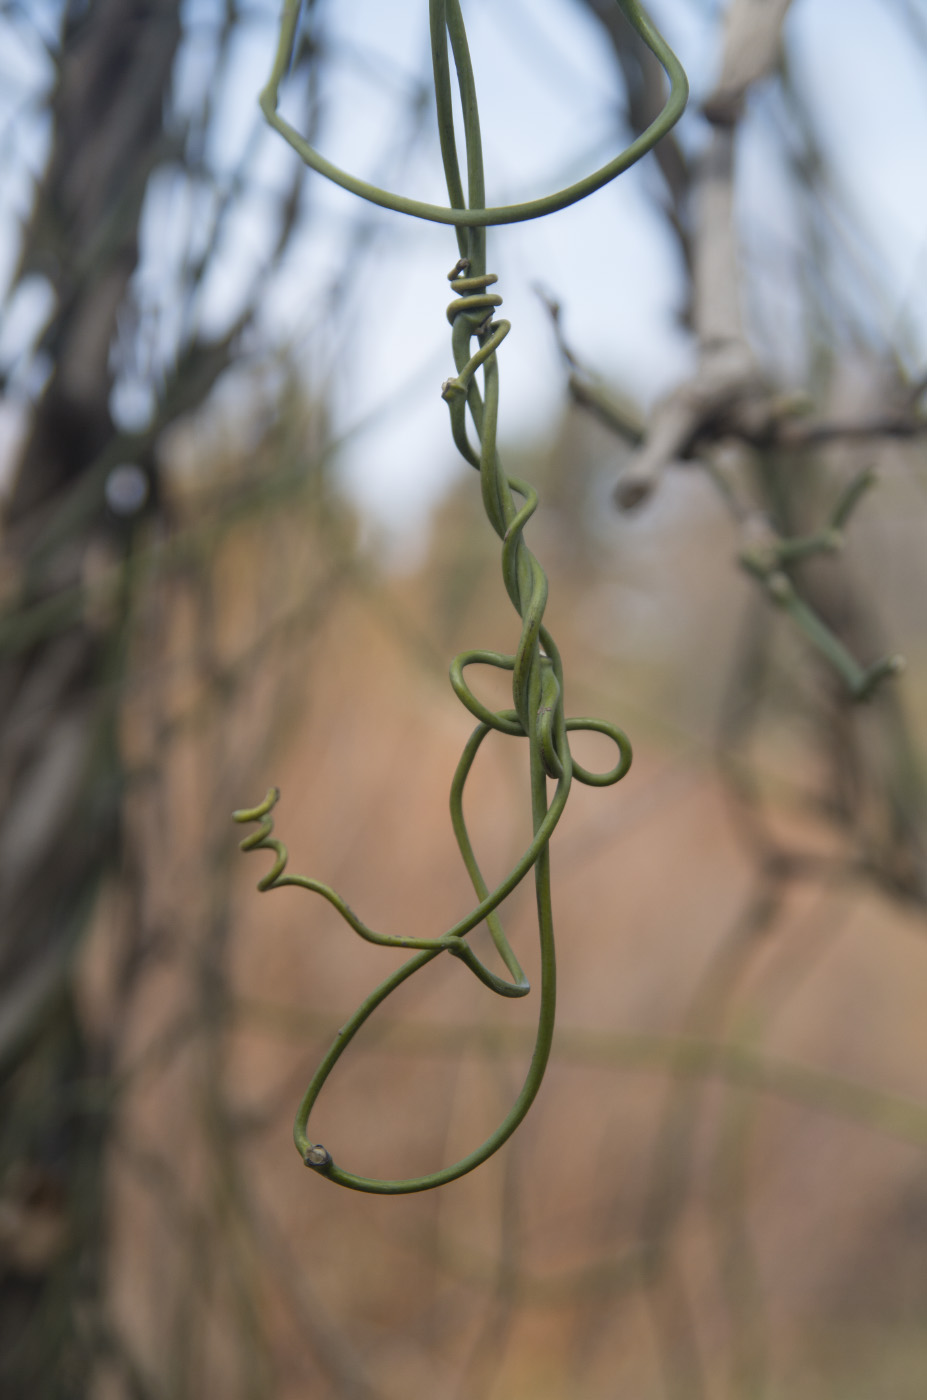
[703,0,794,124]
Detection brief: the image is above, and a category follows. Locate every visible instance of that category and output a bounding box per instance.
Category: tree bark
[0,4,180,1391]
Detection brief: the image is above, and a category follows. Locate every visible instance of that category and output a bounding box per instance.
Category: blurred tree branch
[0,1,316,1391]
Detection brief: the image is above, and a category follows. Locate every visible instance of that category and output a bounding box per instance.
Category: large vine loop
[234,0,684,1194]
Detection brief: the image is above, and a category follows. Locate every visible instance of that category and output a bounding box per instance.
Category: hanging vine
[233,0,687,1194]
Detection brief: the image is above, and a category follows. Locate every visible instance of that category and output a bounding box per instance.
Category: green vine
[233,0,687,1194]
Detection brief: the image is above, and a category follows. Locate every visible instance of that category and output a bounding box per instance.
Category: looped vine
[234,0,685,1194]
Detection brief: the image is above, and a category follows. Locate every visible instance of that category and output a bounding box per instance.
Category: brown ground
[80,481,927,1400]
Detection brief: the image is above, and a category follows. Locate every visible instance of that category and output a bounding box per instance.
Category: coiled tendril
[234,0,686,1194]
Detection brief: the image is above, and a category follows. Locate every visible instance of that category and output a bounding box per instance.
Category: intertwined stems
[233,0,686,1194]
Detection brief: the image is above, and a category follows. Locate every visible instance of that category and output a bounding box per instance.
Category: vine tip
[304,1144,332,1169]
[232,787,281,824]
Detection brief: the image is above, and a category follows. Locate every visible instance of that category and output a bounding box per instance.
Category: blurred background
[2,1,927,1396]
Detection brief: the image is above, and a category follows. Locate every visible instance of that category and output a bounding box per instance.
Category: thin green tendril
[234,0,684,1194]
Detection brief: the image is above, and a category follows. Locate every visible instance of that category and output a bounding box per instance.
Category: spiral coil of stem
[234,0,686,1194]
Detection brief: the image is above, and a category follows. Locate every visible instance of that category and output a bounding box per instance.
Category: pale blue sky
[248,0,927,548]
[1,0,926,553]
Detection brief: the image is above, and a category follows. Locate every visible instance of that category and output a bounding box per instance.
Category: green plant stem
[259,0,687,229]
[235,0,683,1193]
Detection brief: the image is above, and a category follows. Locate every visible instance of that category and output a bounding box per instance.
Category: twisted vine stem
[233,0,686,1194]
